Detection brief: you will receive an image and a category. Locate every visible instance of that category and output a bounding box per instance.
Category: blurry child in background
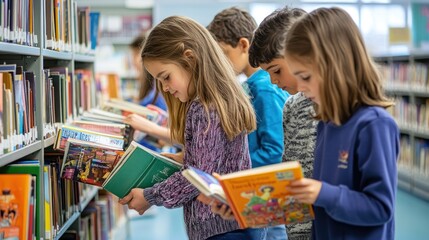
[285,7,399,240]
[129,32,167,110]
[126,32,171,151]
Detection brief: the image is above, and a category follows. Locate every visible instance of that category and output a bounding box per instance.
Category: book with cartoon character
[62,140,182,198]
[61,139,125,187]
[182,161,314,228]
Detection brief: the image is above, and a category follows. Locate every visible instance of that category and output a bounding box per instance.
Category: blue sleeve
[315,118,399,226]
[250,89,286,168]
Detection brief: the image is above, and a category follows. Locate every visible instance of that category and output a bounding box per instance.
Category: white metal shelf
[0,42,40,56]
[0,141,42,167]
[42,49,73,60]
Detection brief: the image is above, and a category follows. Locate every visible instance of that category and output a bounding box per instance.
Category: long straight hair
[285,7,393,125]
[141,16,256,144]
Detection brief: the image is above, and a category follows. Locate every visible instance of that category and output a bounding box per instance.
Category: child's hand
[161,152,184,164]
[118,188,152,215]
[124,113,156,132]
[287,178,322,204]
[210,201,235,220]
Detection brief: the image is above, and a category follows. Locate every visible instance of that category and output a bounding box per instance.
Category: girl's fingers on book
[118,193,133,205]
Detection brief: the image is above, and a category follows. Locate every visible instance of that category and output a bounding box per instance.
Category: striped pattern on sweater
[282,92,318,240]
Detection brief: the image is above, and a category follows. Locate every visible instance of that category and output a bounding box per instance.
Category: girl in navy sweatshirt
[118,16,268,240]
[285,7,399,240]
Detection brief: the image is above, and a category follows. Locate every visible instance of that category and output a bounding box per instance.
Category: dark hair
[130,32,159,103]
[249,7,306,67]
[207,7,257,47]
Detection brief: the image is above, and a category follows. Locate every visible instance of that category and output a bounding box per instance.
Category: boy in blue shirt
[208,7,289,240]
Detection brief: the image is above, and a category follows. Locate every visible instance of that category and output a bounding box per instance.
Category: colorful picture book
[61,139,125,187]
[0,174,32,240]
[61,140,182,198]
[182,161,314,228]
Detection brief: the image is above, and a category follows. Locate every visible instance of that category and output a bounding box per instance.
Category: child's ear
[183,49,194,60]
[238,38,250,53]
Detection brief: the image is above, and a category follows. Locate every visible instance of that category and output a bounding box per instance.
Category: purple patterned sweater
[144,100,251,240]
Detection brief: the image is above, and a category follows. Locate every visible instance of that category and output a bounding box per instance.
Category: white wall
[153,2,251,26]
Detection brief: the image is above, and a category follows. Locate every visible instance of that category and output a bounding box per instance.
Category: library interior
[0,0,429,239]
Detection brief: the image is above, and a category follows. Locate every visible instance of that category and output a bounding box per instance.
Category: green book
[102,141,182,198]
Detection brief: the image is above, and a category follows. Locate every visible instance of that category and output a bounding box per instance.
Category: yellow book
[182,161,314,228]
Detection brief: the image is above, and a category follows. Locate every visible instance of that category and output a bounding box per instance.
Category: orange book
[0,174,32,240]
[182,161,314,228]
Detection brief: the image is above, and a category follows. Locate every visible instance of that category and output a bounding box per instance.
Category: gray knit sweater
[144,100,251,240]
[282,92,318,240]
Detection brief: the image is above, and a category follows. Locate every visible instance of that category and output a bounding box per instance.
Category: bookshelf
[0,1,124,240]
[375,50,429,201]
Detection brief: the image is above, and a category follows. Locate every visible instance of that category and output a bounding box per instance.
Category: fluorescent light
[125,0,153,9]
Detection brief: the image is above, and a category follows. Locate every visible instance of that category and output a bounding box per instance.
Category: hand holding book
[118,188,151,215]
[182,161,315,228]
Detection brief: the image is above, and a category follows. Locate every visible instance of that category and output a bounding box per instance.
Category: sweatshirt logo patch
[338,150,349,169]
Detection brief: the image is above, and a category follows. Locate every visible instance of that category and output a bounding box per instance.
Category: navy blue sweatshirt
[312,106,399,240]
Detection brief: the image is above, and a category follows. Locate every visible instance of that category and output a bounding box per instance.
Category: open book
[182,161,314,228]
[61,140,182,198]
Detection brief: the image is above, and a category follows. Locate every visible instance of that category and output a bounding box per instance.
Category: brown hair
[141,16,256,144]
[207,7,257,47]
[285,7,393,125]
[249,7,306,68]
[130,32,159,102]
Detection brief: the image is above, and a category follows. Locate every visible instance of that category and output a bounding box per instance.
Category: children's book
[61,139,125,187]
[182,161,314,228]
[0,160,41,239]
[61,140,182,198]
[0,174,32,240]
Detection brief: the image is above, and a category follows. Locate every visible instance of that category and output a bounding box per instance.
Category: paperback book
[182,161,314,228]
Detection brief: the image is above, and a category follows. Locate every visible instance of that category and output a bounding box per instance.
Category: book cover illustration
[217,162,314,228]
[61,139,125,187]
[0,174,32,240]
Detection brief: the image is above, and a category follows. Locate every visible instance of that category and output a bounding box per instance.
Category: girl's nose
[162,83,169,92]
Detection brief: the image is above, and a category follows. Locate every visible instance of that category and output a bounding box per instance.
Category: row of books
[0,158,96,240]
[42,67,94,139]
[0,157,130,240]
[379,62,429,90]
[0,0,37,46]
[61,192,128,240]
[0,64,96,154]
[399,136,429,176]
[45,0,100,53]
[0,64,37,155]
[387,96,429,132]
